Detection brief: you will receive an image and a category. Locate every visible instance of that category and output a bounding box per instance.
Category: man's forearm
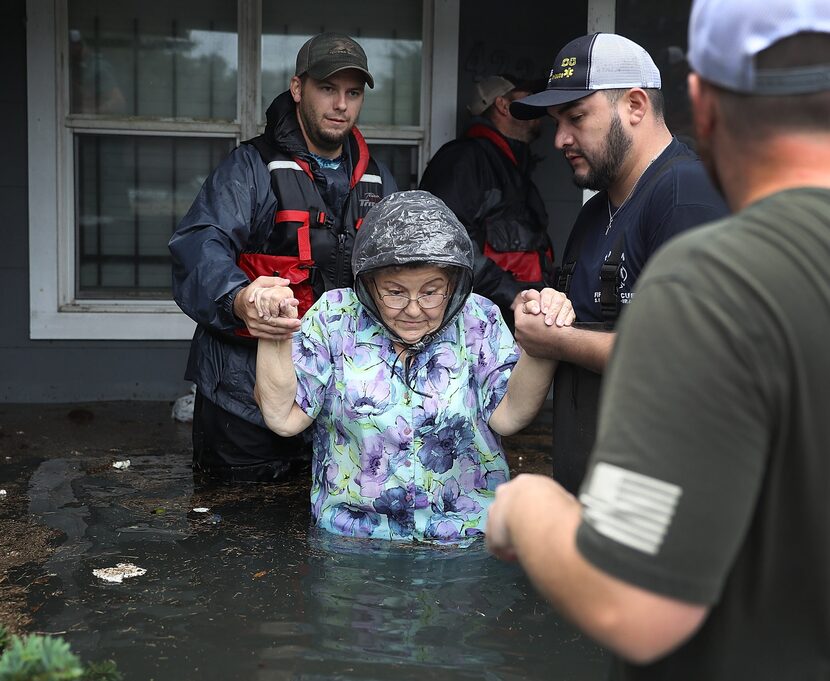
[514,300,611,370]
[492,475,708,663]
[557,327,616,373]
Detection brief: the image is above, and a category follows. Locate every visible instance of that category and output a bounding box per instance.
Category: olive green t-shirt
[575,188,830,680]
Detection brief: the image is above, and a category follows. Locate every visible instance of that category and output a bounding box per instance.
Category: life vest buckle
[310,209,327,229]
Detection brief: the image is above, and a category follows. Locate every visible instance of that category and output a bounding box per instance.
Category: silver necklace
[605,143,670,236]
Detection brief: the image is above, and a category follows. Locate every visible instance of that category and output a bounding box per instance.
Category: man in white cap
[487,2,830,678]
[419,74,555,330]
[508,33,726,495]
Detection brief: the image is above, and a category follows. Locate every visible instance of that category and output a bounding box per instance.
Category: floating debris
[92,563,147,583]
[172,384,196,423]
[112,460,131,470]
[192,507,210,513]
[0,489,6,497]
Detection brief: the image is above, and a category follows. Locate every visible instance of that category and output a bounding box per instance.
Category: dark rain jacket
[419,118,554,322]
[169,90,396,426]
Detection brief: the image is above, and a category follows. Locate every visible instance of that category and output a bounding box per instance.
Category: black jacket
[419,119,554,320]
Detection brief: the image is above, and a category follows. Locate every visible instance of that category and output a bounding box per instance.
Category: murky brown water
[1,402,607,680]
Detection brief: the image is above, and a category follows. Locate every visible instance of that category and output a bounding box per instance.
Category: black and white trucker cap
[510,33,661,119]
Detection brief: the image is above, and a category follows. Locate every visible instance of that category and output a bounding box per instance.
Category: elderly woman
[254,191,572,543]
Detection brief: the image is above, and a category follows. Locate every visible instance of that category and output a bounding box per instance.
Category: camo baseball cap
[295,32,374,88]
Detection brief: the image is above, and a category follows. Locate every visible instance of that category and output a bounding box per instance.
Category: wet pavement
[0,401,607,680]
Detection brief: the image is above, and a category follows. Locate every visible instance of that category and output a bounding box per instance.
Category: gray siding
[1,1,192,403]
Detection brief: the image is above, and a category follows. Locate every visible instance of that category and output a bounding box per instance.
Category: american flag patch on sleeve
[579,462,682,556]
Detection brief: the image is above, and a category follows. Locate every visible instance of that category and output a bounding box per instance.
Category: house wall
[616,0,695,144]
[2,1,193,403]
[2,0,589,403]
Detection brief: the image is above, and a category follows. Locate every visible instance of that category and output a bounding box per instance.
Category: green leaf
[0,633,84,680]
[82,660,122,681]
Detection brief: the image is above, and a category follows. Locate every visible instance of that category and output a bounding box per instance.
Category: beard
[571,111,633,191]
[297,96,353,155]
[515,118,543,145]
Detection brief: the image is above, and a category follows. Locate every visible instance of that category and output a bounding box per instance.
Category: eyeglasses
[371,276,450,309]
[375,285,448,310]
[378,292,448,310]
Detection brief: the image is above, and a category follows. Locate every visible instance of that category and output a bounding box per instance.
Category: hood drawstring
[389,339,432,399]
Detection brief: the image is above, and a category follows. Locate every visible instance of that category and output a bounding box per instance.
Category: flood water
[11,406,607,681]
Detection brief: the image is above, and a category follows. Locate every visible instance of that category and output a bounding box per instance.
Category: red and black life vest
[238,128,386,329]
[466,124,554,284]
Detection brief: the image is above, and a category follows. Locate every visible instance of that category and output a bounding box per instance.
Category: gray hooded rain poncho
[351,190,475,351]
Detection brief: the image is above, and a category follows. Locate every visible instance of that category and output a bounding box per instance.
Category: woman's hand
[519,288,576,327]
[252,284,299,321]
[233,276,301,339]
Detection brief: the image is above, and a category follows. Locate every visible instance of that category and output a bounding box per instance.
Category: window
[259,2,425,192]
[27,0,459,339]
[68,1,239,302]
[74,134,234,298]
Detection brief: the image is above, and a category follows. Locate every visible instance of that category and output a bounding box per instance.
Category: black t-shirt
[561,138,727,323]
[549,139,728,496]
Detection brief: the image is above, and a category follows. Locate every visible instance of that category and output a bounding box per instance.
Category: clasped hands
[513,288,576,360]
[517,288,575,327]
[233,276,301,340]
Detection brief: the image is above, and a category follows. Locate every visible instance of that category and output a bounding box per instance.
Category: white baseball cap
[688,0,830,95]
[468,76,516,116]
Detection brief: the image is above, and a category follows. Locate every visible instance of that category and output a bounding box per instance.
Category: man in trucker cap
[507,32,725,496]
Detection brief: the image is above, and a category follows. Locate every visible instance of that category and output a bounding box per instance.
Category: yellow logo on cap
[549,56,577,82]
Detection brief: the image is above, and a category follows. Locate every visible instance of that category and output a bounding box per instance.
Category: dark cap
[511,33,661,119]
[295,32,374,89]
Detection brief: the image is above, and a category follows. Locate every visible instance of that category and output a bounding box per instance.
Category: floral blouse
[292,289,519,544]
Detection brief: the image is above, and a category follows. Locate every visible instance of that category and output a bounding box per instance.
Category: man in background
[419,74,554,329]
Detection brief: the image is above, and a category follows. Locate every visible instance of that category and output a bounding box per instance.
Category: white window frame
[26,0,459,340]
[583,0,616,205]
